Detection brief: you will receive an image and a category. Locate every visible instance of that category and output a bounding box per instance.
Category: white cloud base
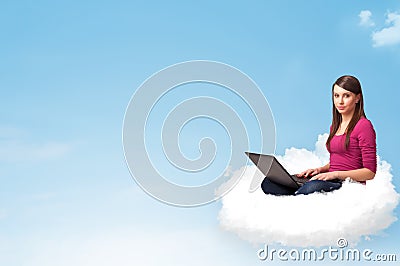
[218,134,399,247]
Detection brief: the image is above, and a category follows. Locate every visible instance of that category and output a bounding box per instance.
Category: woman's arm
[317,163,330,173]
[312,120,377,182]
[310,167,375,182]
[297,163,330,178]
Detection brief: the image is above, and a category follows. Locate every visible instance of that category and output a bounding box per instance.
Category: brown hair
[326,75,366,150]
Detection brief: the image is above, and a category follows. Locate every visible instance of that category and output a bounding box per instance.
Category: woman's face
[333,84,361,117]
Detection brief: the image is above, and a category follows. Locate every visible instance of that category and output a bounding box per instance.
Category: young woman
[261,75,377,195]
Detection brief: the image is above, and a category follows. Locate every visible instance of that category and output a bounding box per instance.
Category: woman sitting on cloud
[220,75,398,247]
[261,75,376,196]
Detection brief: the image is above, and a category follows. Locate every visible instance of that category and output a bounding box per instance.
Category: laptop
[245,152,311,190]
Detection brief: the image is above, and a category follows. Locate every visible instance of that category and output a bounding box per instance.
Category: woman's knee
[261,177,295,196]
[295,180,342,195]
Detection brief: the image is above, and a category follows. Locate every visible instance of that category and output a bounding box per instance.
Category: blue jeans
[261,177,342,196]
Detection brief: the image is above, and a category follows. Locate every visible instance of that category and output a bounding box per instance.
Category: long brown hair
[326,75,366,150]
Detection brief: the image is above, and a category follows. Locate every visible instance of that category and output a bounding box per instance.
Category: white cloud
[218,133,400,247]
[371,11,400,47]
[359,10,375,27]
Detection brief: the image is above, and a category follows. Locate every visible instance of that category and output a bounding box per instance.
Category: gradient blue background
[1,1,399,265]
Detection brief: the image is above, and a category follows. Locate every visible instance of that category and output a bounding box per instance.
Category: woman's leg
[261,177,297,196]
[295,180,342,195]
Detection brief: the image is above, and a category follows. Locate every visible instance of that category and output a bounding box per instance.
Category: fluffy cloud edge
[359,9,400,47]
[218,134,400,247]
[359,10,375,27]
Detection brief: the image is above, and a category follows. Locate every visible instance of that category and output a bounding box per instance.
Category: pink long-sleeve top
[328,117,377,174]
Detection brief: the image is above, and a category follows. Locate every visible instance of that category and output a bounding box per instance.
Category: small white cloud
[372,11,400,47]
[359,10,375,27]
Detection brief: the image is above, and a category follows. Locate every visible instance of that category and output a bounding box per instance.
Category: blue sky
[1,0,400,265]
